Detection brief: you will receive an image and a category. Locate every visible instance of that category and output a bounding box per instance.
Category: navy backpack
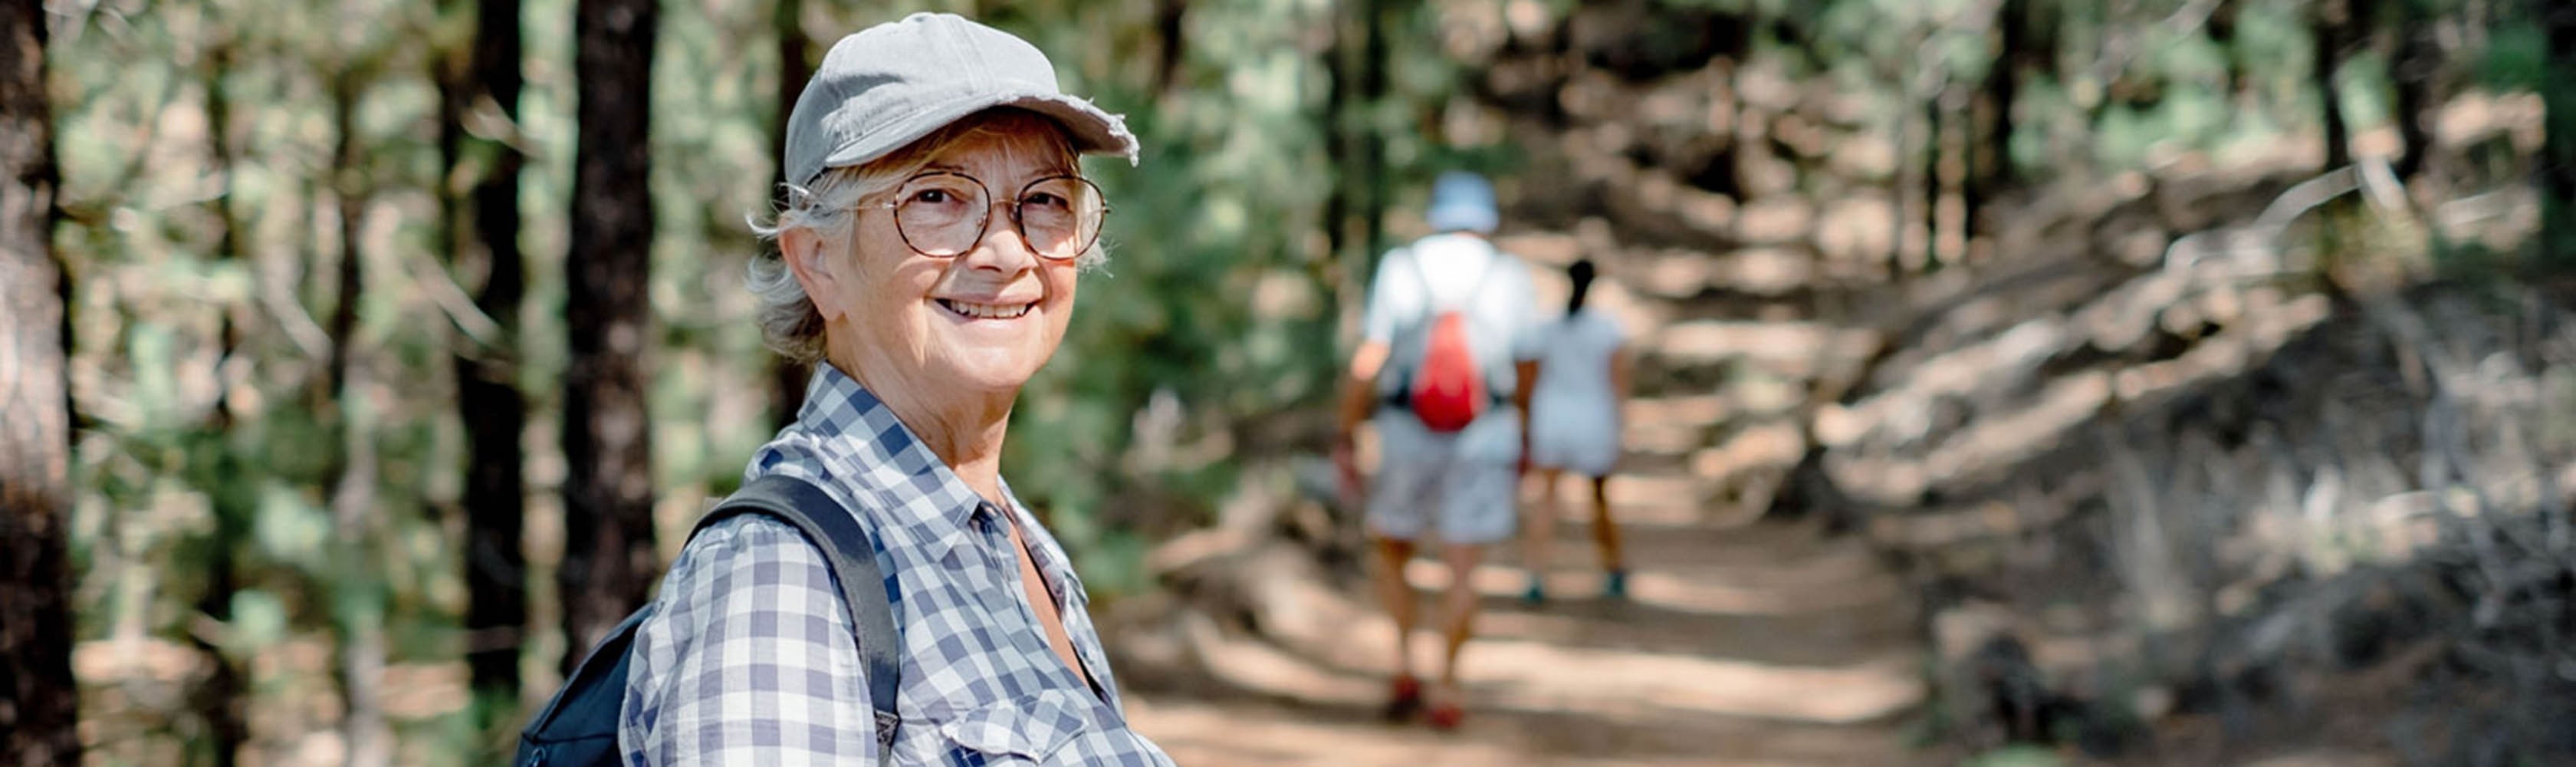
[512,474,903,767]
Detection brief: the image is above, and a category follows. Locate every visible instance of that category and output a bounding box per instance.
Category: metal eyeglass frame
[863,170,1109,262]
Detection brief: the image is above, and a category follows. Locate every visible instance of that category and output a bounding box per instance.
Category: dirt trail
[1123,491,1933,765]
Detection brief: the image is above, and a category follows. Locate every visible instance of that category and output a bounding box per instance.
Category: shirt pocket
[936,689,1098,764]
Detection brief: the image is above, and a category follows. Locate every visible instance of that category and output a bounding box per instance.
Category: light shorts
[1366,437,1520,545]
[1529,396,1619,477]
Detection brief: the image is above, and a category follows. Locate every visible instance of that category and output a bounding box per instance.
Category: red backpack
[1403,248,1498,433]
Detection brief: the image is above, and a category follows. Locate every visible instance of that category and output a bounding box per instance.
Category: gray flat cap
[782,12,1140,187]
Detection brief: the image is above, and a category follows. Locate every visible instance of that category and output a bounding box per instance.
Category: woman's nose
[958,202,1040,271]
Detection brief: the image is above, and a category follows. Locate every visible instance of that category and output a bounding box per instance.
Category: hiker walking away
[614,14,1171,765]
[1520,258,1634,604]
[1332,171,1543,730]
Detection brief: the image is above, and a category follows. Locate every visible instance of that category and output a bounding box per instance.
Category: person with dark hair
[1520,258,1633,603]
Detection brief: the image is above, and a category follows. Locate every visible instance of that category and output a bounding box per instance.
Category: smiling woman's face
[807,110,1084,401]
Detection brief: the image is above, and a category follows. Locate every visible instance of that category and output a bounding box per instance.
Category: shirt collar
[789,367,1096,640]
[794,364,1015,552]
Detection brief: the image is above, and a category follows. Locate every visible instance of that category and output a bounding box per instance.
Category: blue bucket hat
[1424,172,1498,235]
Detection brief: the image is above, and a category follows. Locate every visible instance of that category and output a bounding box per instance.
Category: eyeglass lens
[892,173,1103,261]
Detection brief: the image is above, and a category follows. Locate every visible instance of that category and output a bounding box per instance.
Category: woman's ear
[780,227,845,322]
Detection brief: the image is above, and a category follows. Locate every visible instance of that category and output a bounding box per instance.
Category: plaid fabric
[619,366,1175,766]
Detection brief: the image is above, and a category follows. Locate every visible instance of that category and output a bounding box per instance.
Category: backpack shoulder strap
[696,474,902,764]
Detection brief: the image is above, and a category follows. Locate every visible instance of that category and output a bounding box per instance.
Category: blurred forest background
[2,0,2574,765]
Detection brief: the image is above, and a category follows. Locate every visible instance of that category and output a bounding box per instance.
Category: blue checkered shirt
[619,367,1176,766]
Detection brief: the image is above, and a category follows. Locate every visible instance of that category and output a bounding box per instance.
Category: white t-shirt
[1361,233,1543,463]
[1531,307,1626,422]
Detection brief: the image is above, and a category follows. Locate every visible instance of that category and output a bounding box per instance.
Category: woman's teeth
[938,299,1033,320]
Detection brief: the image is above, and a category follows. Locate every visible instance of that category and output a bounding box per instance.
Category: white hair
[746,109,1105,364]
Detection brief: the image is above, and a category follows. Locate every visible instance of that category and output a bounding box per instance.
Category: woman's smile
[933,297,1037,321]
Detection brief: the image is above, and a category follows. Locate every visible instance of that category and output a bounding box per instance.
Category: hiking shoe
[1604,569,1629,601]
[1383,675,1424,722]
[1427,701,1465,731]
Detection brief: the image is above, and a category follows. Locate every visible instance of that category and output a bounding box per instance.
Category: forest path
[1123,499,1932,766]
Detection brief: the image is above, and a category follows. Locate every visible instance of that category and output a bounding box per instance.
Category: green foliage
[2476,21,2550,92]
[41,0,2555,762]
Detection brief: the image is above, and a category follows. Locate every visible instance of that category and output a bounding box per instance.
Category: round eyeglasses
[866,172,1108,262]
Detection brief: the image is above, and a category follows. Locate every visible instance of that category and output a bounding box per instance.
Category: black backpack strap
[695,474,903,764]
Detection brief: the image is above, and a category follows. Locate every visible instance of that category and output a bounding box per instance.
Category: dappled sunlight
[1401,555,1900,618]
[1651,321,1881,380]
[1128,696,1854,767]
[1464,640,1923,726]
[1169,595,1921,727]
[28,0,2567,762]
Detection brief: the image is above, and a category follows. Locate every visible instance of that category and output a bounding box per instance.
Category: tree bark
[1323,0,1391,341]
[189,41,251,767]
[1358,0,1388,264]
[2386,0,2438,180]
[561,0,659,670]
[324,64,390,767]
[2210,0,2248,100]
[1152,0,1188,96]
[1323,0,1355,340]
[2544,0,2576,269]
[436,0,531,724]
[768,0,810,428]
[0,0,82,762]
[1895,90,1933,275]
[1969,0,2028,226]
[2313,0,2352,170]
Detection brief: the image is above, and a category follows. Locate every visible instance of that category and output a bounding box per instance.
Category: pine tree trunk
[190,41,251,767]
[1152,0,1188,95]
[2544,0,2576,269]
[2210,0,2247,99]
[1358,0,1388,264]
[2387,0,2437,180]
[324,66,390,767]
[561,0,660,670]
[437,0,532,728]
[768,0,810,428]
[1968,0,2026,227]
[2313,0,2351,170]
[0,0,82,762]
[1323,0,1355,339]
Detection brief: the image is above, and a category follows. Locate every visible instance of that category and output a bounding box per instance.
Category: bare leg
[1436,542,1485,703]
[1589,476,1624,572]
[1519,469,1561,601]
[1372,535,1419,679]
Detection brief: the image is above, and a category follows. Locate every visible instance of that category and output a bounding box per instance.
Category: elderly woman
[616,14,1174,766]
